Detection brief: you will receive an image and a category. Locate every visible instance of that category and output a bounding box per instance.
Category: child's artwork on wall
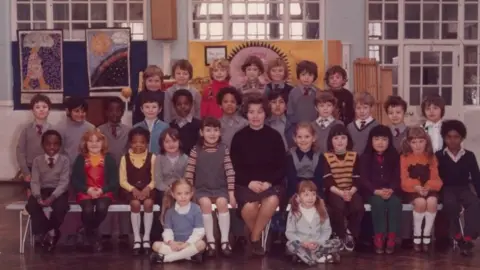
[18,30,63,104]
[86,28,131,91]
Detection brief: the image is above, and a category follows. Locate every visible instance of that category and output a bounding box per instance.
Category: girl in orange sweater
[400,127,442,252]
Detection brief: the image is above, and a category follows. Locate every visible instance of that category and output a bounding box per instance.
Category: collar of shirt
[144,119,158,131]
[443,148,466,162]
[173,84,190,91]
[221,114,241,126]
[391,123,406,134]
[175,202,191,214]
[176,115,193,128]
[244,79,262,88]
[316,116,335,127]
[270,82,285,89]
[32,122,49,130]
[355,116,373,128]
[300,85,317,94]
[425,120,442,129]
[44,154,59,164]
[295,148,314,160]
[268,115,286,124]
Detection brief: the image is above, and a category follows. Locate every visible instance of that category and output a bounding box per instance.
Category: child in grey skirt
[285,180,342,265]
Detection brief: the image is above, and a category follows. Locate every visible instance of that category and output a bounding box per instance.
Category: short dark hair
[242,93,271,118]
[128,126,150,144]
[104,96,125,112]
[64,97,88,112]
[140,91,162,107]
[267,90,287,103]
[172,89,193,105]
[172,59,193,79]
[384,95,407,113]
[315,90,337,106]
[324,65,347,87]
[441,119,467,139]
[421,94,446,118]
[30,94,52,109]
[296,60,318,81]
[216,86,242,106]
[41,129,62,145]
[241,55,265,74]
[198,117,222,146]
[159,128,182,154]
[326,124,354,152]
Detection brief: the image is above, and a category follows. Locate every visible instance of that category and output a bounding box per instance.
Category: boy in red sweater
[201,58,230,119]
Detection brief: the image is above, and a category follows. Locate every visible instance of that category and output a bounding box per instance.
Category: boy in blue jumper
[286,60,319,147]
[134,91,169,154]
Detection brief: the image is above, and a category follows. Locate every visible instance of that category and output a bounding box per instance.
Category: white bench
[6,202,443,254]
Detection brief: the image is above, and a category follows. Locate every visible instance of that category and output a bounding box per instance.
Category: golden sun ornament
[121,87,132,99]
[89,32,112,56]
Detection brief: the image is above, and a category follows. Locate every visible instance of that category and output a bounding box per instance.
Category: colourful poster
[18,30,63,104]
[86,28,131,91]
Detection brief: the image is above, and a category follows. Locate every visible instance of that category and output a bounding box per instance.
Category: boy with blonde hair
[346,92,379,154]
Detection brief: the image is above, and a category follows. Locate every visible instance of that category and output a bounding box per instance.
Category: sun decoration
[121,87,132,100]
[89,32,113,57]
[227,41,290,87]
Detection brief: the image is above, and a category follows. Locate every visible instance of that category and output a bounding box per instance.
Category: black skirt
[234,184,284,210]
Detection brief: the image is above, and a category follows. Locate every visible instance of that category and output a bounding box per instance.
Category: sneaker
[385,232,396,255]
[344,234,355,252]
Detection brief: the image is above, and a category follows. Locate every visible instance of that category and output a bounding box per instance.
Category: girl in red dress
[71,129,119,252]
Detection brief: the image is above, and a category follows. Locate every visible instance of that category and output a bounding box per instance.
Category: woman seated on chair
[230,93,287,256]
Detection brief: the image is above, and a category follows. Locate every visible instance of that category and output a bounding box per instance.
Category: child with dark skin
[169,90,201,155]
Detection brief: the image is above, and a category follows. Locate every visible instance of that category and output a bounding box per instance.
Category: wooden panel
[353,58,381,122]
[85,97,108,127]
[151,0,177,40]
[380,68,393,125]
[327,40,343,67]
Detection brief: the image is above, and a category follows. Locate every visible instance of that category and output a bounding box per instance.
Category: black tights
[80,197,111,236]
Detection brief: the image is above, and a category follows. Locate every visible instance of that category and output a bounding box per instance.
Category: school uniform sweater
[71,153,119,195]
[312,117,344,153]
[239,79,266,96]
[360,152,401,196]
[331,88,355,126]
[347,118,379,154]
[133,90,165,125]
[201,80,229,119]
[285,207,332,244]
[133,119,169,155]
[56,119,95,165]
[30,154,70,199]
[322,152,360,191]
[286,86,318,125]
[16,121,52,175]
[436,149,480,194]
[219,114,248,148]
[390,123,408,152]
[230,125,286,187]
[266,115,288,149]
[400,153,442,193]
[265,82,294,103]
[119,150,156,192]
[286,148,324,198]
[98,122,130,166]
[154,153,189,191]
[163,202,204,243]
[170,117,201,156]
[163,85,201,123]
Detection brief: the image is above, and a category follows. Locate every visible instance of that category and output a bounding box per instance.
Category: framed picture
[204,46,227,66]
[85,28,131,91]
[18,29,64,104]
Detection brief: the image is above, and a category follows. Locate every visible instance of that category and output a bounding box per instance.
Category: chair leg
[261,220,272,250]
[19,211,23,254]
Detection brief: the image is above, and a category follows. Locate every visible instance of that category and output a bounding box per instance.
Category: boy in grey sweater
[346,92,379,154]
[384,96,408,152]
[312,90,344,153]
[25,130,70,252]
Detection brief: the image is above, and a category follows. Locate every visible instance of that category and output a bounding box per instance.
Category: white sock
[423,212,437,244]
[131,212,141,244]
[143,212,153,242]
[413,211,425,244]
[203,214,215,244]
[164,244,199,262]
[218,212,230,243]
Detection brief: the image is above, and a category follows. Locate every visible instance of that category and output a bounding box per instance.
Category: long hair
[289,180,328,224]
[79,129,108,156]
[293,122,318,152]
[363,125,398,162]
[326,124,354,152]
[161,179,193,223]
[401,126,435,161]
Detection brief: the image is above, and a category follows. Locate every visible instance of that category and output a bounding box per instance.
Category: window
[464,46,480,105]
[190,0,324,40]
[13,0,146,41]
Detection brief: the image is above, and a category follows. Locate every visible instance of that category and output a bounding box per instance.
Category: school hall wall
[0,0,366,180]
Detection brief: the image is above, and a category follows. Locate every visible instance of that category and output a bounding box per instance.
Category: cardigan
[71,153,119,194]
[360,152,401,197]
[436,149,480,195]
[16,121,52,175]
[400,153,442,193]
[170,117,202,155]
[201,80,230,119]
[133,119,169,155]
[285,209,332,244]
[30,154,70,199]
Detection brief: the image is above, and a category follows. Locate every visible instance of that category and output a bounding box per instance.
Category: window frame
[11,0,147,41]
[187,0,326,41]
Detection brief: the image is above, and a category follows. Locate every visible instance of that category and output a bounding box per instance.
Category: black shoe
[206,242,216,257]
[150,252,164,264]
[220,242,232,257]
[250,240,265,256]
[142,241,151,255]
[191,253,204,263]
[132,242,141,256]
[459,240,474,257]
[422,236,431,252]
[46,230,61,252]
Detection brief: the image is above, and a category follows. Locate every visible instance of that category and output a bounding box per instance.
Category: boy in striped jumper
[346,92,379,154]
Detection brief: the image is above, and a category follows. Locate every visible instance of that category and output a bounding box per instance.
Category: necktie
[36,125,42,135]
[360,120,366,129]
[320,119,326,129]
[48,157,54,168]
[394,128,400,137]
[303,87,309,96]
[111,125,118,138]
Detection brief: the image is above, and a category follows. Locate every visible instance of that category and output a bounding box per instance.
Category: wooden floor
[1,184,480,270]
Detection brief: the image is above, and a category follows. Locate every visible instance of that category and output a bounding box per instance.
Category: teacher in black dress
[230,93,286,256]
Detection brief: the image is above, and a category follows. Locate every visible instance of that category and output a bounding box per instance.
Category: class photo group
[18,55,479,266]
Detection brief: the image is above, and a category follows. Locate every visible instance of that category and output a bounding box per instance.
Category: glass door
[403,45,461,126]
